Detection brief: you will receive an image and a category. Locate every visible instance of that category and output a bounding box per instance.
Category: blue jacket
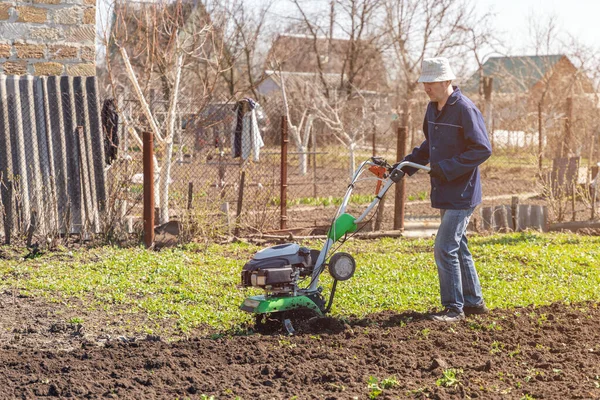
[404,87,492,209]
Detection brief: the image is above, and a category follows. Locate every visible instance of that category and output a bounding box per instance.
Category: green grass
[407,191,429,201]
[0,232,599,334]
[436,368,463,388]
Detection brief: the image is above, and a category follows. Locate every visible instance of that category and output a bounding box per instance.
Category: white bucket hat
[418,57,456,83]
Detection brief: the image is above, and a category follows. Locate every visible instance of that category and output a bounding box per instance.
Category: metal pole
[538,102,543,171]
[592,166,598,220]
[280,116,288,230]
[394,126,408,230]
[563,97,573,158]
[312,127,318,198]
[588,133,595,188]
[143,131,154,248]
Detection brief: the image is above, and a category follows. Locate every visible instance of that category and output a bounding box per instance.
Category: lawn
[1,232,599,336]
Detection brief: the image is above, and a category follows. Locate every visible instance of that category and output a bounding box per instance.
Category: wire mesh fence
[114,89,599,237]
[102,92,408,237]
[2,76,598,245]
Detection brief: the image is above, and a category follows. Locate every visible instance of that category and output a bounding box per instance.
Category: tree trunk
[157,49,183,225]
[299,145,308,176]
[158,140,174,225]
[298,115,314,176]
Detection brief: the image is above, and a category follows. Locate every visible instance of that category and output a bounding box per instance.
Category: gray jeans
[434,208,484,312]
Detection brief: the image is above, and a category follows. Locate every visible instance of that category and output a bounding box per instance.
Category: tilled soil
[1,298,599,399]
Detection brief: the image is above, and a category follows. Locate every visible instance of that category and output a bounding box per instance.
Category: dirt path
[286,192,540,213]
[1,297,599,399]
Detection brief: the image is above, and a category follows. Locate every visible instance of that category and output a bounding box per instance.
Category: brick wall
[0,0,96,76]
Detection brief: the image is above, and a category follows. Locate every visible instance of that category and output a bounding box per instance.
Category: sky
[476,0,600,52]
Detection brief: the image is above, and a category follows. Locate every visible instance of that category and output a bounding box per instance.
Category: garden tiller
[239,157,430,333]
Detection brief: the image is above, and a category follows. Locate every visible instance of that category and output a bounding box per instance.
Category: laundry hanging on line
[231,98,264,162]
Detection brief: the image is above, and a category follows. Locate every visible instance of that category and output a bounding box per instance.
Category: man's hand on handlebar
[391,161,411,173]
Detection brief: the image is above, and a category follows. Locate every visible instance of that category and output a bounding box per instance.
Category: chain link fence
[7,78,596,244]
[102,92,412,238]
[98,99,600,237]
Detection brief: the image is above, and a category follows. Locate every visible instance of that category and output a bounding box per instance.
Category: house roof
[462,55,565,93]
[264,34,388,93]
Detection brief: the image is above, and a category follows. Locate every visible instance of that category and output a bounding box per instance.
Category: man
[401,57,492,322]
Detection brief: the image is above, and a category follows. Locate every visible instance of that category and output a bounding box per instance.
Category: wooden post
[312,126,318,198]
[592,166,598,220]
[280,116,288,230]
[26,210,37,248]
[572,188,576,222]
[143,131,155,248]
[511,196,519,231]
[394,126,408,230]
[588,134,595,187]
[484,77,493,134]
[234,171,246,236]
[187,182,193,210]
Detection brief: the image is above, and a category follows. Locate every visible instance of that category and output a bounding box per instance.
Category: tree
[311,87,376,176]
[107,0,230,224]
[292,0,385,97]
[282,0,386,175]
[457,10,501,134]
[206,0,275,98]
[278,71,315,176]
[382,0,484,136]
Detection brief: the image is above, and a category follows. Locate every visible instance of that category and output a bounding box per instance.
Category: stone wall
[0,0,96,76]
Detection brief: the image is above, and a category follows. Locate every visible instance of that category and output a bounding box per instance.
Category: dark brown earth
[1,292,599,399]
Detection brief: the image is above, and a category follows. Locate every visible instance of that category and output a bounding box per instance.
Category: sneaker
[429,308,465,322]
[463,303,489,316]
